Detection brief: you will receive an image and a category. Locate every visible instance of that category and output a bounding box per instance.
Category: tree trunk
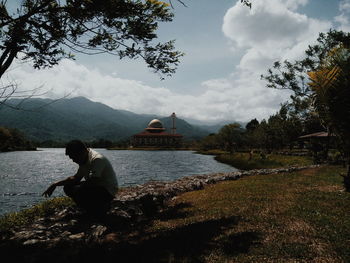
[0,48,17,79]
[248,149,253,161]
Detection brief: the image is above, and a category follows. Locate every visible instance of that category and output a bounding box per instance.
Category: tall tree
[0,0,186,109]
[217,123,244,153]
[263,29,350,188]
[308,44,350,184]
[0,0,184,79]
[245,118,259,132]
[261,30,350,130]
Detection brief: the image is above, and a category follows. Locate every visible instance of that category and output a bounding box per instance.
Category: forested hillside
[0,97,210,142]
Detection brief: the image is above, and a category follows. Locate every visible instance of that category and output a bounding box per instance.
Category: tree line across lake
[0,126,36,152]
[0,130,131,151]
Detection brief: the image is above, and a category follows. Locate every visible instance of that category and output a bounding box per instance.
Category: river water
[0,148,236,216]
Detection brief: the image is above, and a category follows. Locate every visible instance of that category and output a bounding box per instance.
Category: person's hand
[42,184,56,197]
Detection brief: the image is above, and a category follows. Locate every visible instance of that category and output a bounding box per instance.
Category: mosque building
[132,113,183,148]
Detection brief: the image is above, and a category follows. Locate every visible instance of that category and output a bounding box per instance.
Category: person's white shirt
[75,149,118,196]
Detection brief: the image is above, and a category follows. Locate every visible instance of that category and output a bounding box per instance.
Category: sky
[3,0,350,124]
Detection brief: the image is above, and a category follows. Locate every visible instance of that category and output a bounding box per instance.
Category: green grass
[215,152,314,170]
[108,147,193,151]
[0,197,74,235]
[144,165,349,262]
[196,149,229,155]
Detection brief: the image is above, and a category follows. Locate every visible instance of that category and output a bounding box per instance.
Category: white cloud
[335,0,350,31]
[210,0,332,121]
[339,0,350,12]
[5,58,284,123]
[223,0,330,56]
[223,1,310,50]
[284,0,309,11]
[6,59,173,114]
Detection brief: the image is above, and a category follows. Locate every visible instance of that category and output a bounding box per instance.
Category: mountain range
[0,97,224,142]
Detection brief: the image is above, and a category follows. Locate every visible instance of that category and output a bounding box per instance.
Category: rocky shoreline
[0,165,320,261]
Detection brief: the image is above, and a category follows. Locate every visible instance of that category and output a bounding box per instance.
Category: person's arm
[42,174,83,197]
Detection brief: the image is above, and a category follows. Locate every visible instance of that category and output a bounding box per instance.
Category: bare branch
[168,0,187,8]
[0,78,74,112]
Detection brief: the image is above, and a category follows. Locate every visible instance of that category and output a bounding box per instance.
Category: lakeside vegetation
[217,152,313,170]
[107,146,197,151]
[0,197,74,235]
[197,150,314,170]
[0,126,36,152]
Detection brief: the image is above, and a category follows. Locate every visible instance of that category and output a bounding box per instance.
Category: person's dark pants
[64,182,114,216]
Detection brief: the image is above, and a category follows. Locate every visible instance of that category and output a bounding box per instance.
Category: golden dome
[146,119,165,133]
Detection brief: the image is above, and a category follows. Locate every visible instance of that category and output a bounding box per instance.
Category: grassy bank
[107,147,195,151]
[139,165,349,262]
[199,150,314,170]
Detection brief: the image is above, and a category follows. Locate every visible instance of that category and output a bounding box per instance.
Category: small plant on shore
[0,197,74,235]
[214,152,313,170]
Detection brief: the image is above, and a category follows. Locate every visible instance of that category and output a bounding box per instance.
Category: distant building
[297,131,337,151]
[132,113,183,148]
